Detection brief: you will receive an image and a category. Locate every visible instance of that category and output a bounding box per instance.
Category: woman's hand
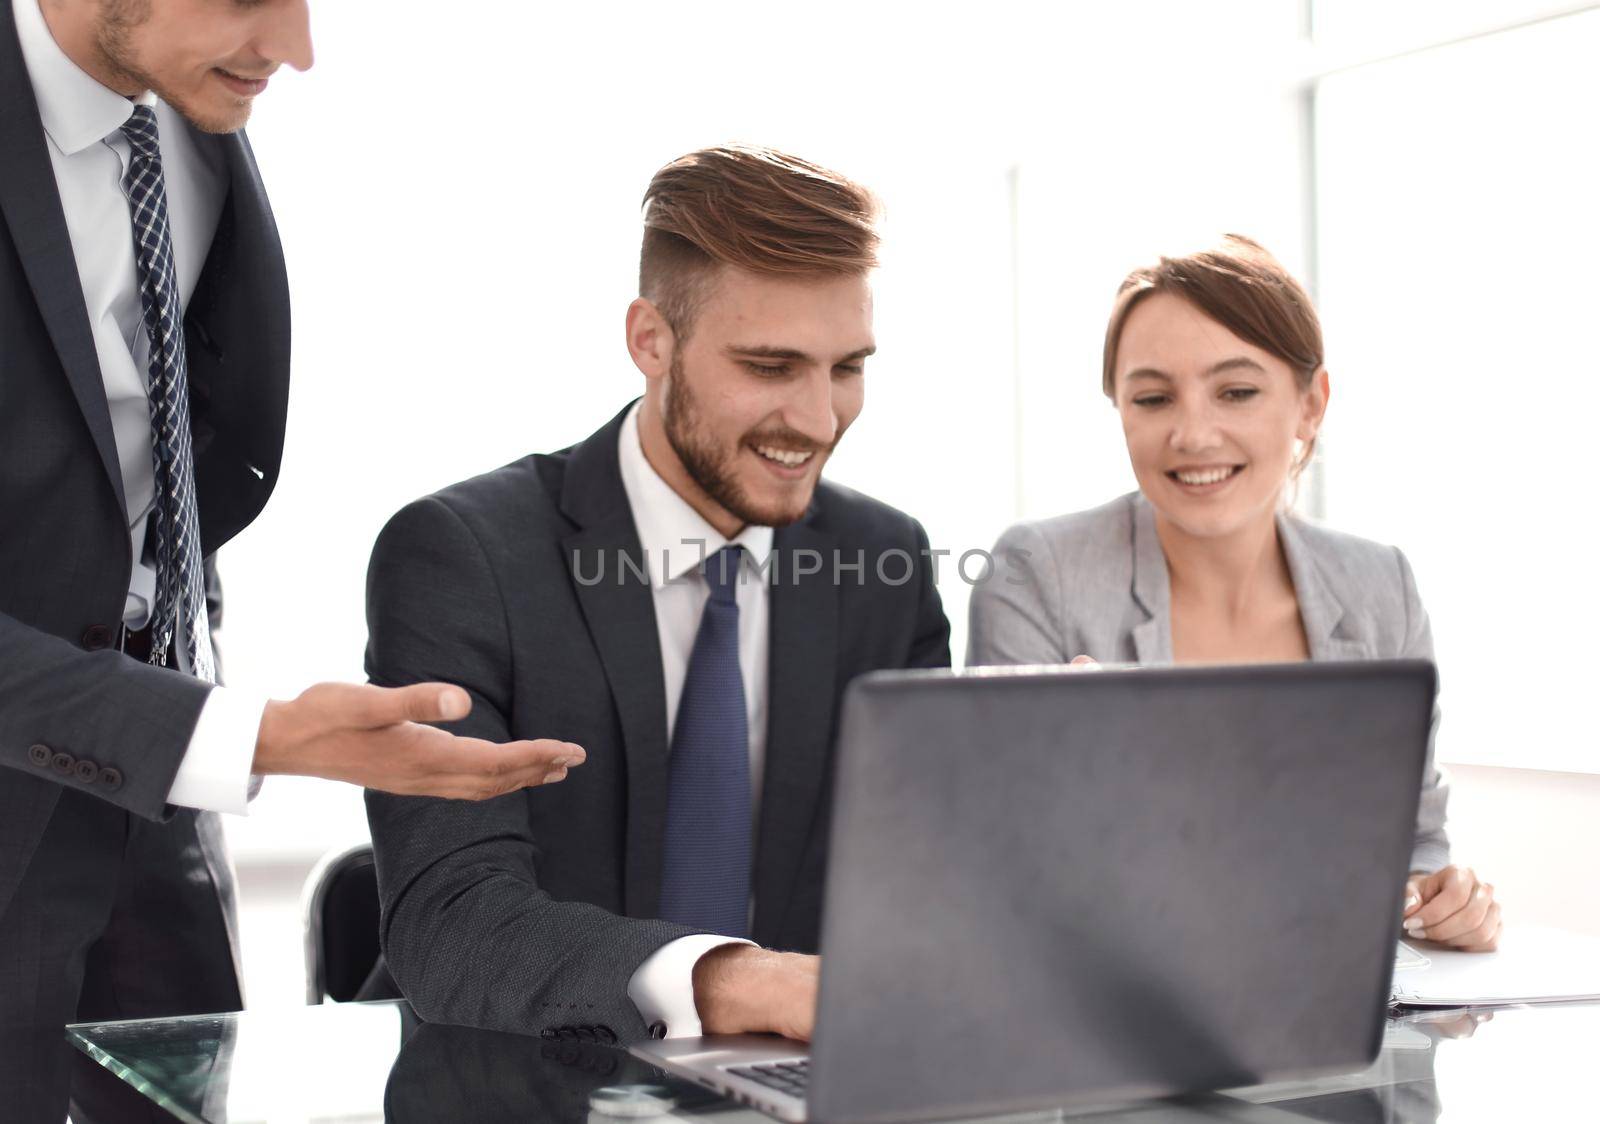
[1403,866,1501,951]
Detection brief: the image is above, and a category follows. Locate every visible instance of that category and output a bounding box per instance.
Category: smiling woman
[967,234,1505,953]
[1102,237,1328,570]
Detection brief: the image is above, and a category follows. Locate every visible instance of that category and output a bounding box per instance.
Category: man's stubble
[93,0,250,134]
[662,350,820,531]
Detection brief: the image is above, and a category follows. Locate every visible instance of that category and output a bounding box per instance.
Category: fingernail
[1404,894,1420,911]
[1405,922,1425,937]
[438,691,467,720]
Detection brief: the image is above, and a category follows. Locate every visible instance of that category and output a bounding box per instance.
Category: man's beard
[95,0,250,134]
[662,351,826,530]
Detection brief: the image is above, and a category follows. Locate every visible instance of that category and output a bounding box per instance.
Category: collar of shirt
[616,399,775,590]
[13,0,154,158]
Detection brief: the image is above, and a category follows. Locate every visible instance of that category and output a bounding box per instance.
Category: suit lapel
[1129,496,1171,664]
[0,6,126,518]
[188,129,291,557]
[752,520,838,947]
[559,409,672,918]
[1278,513,1370,661]
[1129,498,1370,663]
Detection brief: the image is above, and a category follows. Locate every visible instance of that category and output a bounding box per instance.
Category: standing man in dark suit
[1,2,581,1120]
[365,146,951,1045]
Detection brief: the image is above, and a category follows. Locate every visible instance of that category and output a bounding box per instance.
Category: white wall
[1447,765,1600,938]
[1314,9,1600,776]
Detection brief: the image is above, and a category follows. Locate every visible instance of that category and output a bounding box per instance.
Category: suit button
[540,1028,559,1040]
[29,744,52,767]
[596,1025,617,1044]
[648,1021,667,1040]
[81,625,114,650]
[74,759,100,784]
[100,767,124,792]
[51,752,76,776]
[575,1025,595,1042]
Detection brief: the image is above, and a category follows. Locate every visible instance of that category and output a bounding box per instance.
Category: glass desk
[67,999,1600,1124]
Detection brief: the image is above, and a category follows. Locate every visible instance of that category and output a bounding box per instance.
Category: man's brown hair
[1102,234,1325,474]
[639,146,879,339]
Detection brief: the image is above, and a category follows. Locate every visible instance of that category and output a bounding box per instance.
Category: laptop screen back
[809,661,1434,1123]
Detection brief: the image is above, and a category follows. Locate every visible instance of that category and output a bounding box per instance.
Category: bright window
[1314,7,1600,772]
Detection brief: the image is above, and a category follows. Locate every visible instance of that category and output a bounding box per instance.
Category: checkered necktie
[121,105,215,682]
[659,546,753,936]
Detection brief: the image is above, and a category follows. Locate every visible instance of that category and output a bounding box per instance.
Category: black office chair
[301,841,398,1003]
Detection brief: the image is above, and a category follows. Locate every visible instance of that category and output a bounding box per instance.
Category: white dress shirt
[15,0,261,814]
[616,402,767,1037]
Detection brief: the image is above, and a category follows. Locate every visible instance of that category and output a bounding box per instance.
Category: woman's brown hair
[1101,234,1325,473]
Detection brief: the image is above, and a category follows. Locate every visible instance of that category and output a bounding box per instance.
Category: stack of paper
[1391,926,1600,1008]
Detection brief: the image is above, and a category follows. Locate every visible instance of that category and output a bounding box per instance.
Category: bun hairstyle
[1102,235,1325,475]
[639,145,879,341]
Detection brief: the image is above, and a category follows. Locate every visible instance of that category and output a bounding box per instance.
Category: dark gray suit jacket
[364,404,951,1041]
[0,0,290,930]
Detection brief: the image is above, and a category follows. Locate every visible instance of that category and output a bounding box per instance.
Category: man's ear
[626,298,674,381]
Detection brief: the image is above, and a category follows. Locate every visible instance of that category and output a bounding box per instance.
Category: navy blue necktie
[659,545,753,936]
[121,105,215,682]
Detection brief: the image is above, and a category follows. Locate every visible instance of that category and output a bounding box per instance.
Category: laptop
[633,661,1434,1123]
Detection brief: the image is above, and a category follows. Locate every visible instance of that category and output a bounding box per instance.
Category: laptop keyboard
[727,1059,810,1097]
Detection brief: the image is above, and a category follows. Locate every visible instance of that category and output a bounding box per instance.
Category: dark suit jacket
[0,0,290,923]
[364,404,951,1041]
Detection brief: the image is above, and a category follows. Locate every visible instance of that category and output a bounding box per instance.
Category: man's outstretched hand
[251,682,584,800]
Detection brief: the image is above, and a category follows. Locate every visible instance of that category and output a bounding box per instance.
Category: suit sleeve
[1396,547,1451,874]
[908,519,952,669]
[363,496,699,1039]
[0,609,211,820]
[966,522,1069,667]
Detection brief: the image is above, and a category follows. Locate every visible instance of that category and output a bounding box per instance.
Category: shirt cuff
[627,935,755,1039]
[165,686,266,815]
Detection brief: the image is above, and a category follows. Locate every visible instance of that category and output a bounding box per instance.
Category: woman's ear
[1298,367,1331,441]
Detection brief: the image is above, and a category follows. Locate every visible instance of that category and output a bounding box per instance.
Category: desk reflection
[384,1016,730,1124]
[63,998,1600,1124]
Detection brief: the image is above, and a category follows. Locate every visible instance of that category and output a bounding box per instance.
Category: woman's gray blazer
[967,491,1450,873]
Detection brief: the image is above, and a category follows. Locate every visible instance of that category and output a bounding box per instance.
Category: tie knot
[120,104,161,161]
[701,546,745,605]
